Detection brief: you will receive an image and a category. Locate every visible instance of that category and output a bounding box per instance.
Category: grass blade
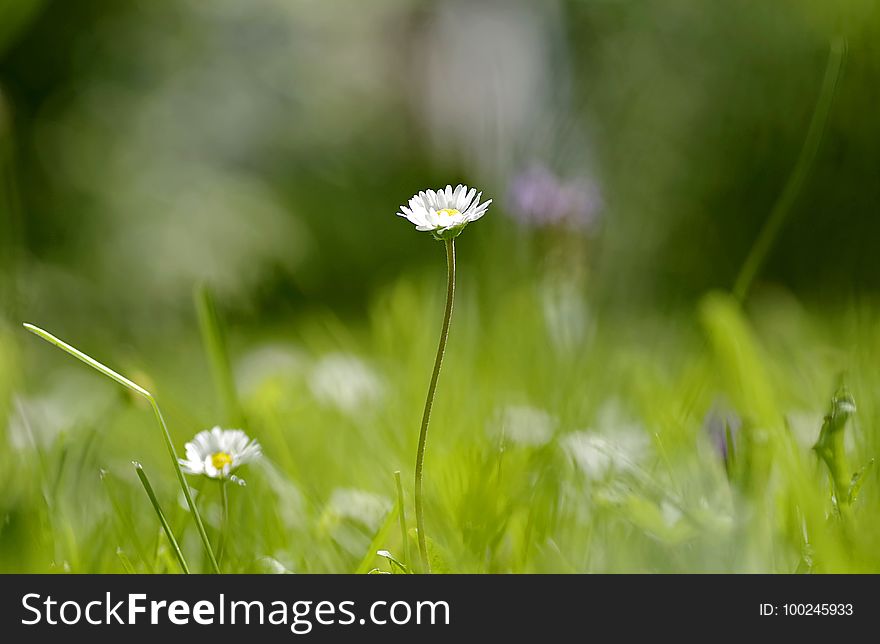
[394,470,409,568]
[354,506,397,575]
[377,549,409,574]
[195,284,242,426]
[733,37,846,301]
[116,548,137,574]
[22,322,221,573]
[133,461,190,574]
[23,323,150,397]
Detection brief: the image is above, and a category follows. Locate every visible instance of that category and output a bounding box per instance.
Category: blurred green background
[1,0,880,573]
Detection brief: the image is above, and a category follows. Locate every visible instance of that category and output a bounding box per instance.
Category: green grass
[2,273,880,573]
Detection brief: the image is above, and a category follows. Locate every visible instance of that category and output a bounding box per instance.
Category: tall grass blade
[133,461,190,574]
[733,37,846,301]
[22,322,221,573]
[394,470,409,568]
[195,284,242,426]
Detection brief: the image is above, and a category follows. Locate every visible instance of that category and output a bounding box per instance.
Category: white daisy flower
[309,352,383,414]
[179,426,261,482]
[563,430,648,481]
[490,404,556,447]
[398,184,492,239]
[326,488,392,530]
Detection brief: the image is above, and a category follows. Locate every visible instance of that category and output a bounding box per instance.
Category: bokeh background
[1,0,880,573]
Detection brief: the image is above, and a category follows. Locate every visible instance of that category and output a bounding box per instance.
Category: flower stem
[218,479,229,563]
[414,238,455,573]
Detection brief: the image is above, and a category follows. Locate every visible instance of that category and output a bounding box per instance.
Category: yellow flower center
[436,208,461,217]
[211,451,233,471]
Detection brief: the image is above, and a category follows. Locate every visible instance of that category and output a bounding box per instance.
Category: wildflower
[563,430,648,481]
[322,488,393,558]
[508,163,602,231]
[179,426,261,482]
[491,404,555,447]
[397,184,491,240]
[256,555,294,574]
[236,343,305,397]
[326,488,392,531]
[396,182,491,571]
[703,404,741,469]
[309,353,383,414]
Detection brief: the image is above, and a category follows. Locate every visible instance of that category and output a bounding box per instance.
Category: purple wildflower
[704,405,741,471]
[507,163,602,231]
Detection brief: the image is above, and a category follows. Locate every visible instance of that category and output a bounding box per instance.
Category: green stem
[394,470,409,568]
[218,479,229,563]
[732,37,845,302]
[22,323,222,573]
[133,461,190,574]
[813,390,855,521]
[148,399,221,573]
[414,238,455,574]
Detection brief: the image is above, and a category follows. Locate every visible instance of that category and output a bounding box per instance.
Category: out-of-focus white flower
[179,426,261,482]
[261,461,306,530]
[660,500,683,527]
[256,556,294,574]
[309,353,382,414]
[9,395,68,451]
[235,343,305,397]
[491,404,556,447]
[563,430,649,481]
[326,488,391,531]
[398,184,491,240]
[9,373,114,451]
[321,488,392,558]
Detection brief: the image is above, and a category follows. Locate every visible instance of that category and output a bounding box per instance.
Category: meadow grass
[2,268,879,573]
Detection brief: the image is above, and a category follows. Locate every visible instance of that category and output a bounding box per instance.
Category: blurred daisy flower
[179,426,261,483]
[398,184,492,240]
[326,488,392,531]
[309,352,383,414]
[563,429,648,481]
[321,488,392,557]
[490,404,556,448]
